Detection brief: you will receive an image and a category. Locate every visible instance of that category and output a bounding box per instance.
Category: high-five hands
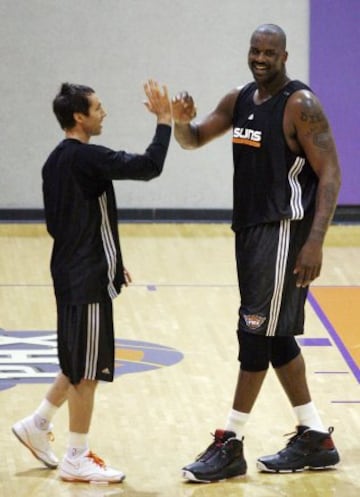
[143,79,171,125]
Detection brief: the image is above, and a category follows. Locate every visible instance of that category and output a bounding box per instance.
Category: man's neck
[65,129,90,143]
[255,74,290,104]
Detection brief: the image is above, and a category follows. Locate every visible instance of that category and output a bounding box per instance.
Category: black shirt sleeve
[75,124,171,184]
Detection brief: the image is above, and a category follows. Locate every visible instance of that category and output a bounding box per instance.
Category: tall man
[12,80,171,483]
[172,24,341,482]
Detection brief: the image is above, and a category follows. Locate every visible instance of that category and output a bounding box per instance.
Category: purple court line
[308,291,360,384]
[331,400,360,404]
[297,338,350,376]
[314,371,349,375]
[297,337,331,346]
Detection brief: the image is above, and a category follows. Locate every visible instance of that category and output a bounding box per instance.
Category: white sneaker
[59,451,125,483]
[12,415,59,469]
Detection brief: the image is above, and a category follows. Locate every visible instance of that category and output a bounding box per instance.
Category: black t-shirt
[42,124,171,304]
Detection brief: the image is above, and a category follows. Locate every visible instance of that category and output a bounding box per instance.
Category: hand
[293,239,323,288]
[172,91,197,124]
[123,267,132,287]
[143,79,171,125]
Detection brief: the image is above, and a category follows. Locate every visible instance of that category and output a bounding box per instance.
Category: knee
[237,330,270,372]
[270,337,301,369]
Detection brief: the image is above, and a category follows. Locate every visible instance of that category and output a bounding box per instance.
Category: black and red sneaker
[182,429,247,483]
[257,426,340,473]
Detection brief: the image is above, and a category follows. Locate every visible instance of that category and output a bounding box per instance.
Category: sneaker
[59,450,125,483]
[12,415,59,469]
[257,425,340,473]
[182,429,247,483]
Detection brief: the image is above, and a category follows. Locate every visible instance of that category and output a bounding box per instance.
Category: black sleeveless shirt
[231,80,318,230]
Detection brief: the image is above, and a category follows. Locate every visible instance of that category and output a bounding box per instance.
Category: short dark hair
[52,83,95,130]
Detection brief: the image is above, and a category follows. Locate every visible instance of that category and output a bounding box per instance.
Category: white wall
[0,0,309,209]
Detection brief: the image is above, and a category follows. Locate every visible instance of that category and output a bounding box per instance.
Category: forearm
[174,122,200,150]
[98,124,171,181]
[308,170,341,243]
[142,123,172,178]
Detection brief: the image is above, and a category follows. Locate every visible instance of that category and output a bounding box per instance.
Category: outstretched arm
[286,90,341,287]
[172,88,240,149]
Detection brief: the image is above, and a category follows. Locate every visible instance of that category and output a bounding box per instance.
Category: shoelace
[87,451,106,468]
[281,426,312,452]
[284,430,302,446]
[196,433,224,462]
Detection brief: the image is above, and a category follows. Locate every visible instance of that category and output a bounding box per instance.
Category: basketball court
[0,223,359,497]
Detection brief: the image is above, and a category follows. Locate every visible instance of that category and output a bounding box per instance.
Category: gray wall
[0,0,309,210]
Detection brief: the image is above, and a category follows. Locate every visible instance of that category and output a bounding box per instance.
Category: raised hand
[143,79,171,125]
[172,91,197,124]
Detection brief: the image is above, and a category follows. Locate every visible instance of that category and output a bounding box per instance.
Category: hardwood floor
[0,223,359,497]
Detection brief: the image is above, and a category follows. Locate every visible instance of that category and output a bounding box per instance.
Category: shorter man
[12,80,172,483]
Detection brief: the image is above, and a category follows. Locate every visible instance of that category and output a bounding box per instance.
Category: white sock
[67,432,89,459]
[293,402,326,432]
[34,399,58,430]
[225,408,249,439]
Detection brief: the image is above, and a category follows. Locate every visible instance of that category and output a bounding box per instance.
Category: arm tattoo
[313,131,331,150]
[300,97,331,151]
[300,110,324,124]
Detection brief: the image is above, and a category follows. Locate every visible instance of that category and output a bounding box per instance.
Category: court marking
[308,289,360,384]
[0,330,183,391]
[1,283,359,393]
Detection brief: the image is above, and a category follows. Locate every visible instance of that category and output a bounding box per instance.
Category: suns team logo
[233,127,262,148]
[0,329,183,392]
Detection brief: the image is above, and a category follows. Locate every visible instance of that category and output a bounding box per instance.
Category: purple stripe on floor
[297,338,332,346]
[308,291,360,384]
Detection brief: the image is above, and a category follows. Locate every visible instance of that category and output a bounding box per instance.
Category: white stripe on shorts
[84,303,100,380]
[99,193,118,299]
[266,219,291,336]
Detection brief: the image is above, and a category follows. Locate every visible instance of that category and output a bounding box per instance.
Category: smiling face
[248,29,288,86]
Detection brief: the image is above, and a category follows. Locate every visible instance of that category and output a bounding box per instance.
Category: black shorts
[57,299,115,385]
[235,217,313,337]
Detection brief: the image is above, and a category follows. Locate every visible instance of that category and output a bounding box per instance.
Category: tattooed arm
[284,90,341,287]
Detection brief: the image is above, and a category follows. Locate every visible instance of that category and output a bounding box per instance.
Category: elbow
[145,163,164,181]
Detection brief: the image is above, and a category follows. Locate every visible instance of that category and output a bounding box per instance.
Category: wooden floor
[0,223,359,497]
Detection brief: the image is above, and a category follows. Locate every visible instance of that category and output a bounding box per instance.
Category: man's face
[248,32,288,85]
[79,93,107,136]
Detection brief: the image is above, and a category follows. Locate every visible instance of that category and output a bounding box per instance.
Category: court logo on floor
[0,330,183,391]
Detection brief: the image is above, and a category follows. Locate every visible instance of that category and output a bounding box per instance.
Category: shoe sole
[12,426,58,469]
[256,460,339,473]
[182,469,246,483]
[59,473,126,484]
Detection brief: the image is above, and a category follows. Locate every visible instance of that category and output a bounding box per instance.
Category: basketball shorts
[235,216,313,337]
[57,299,115,385]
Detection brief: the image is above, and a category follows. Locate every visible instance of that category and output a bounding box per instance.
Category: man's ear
[73,112,85,125]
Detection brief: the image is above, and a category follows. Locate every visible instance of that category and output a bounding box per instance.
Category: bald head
[251,24,287,50]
